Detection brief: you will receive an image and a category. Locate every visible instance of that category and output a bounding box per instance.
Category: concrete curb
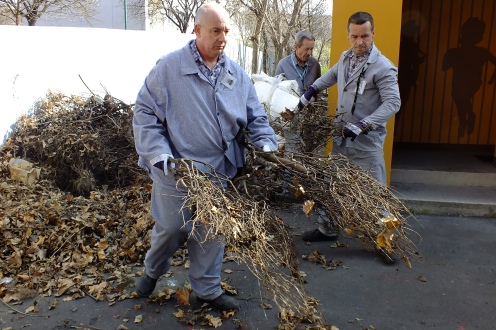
[391,181,496,217]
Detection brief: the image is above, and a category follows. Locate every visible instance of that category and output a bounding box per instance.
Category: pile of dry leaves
[0,91,154,306]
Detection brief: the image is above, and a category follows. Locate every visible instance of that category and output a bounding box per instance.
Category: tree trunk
[250,0,268,74]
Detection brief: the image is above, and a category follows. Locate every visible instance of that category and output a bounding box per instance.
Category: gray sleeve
[132,63,174,167]
[364,65,401,125]
[312,60,339,91]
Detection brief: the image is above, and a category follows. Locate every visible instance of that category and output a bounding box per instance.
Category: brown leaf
[343,227,353,235]
[17,274,30,282]
[205,314,223,328]
[303,200,315,217]
[55,278,75,297]
[173,309,185,318]
[280,108,295,121]
[176,287,190,306]
[49,299,59,310]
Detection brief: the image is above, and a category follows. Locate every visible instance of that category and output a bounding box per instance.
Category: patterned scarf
[189,39,226,86]
[348,44,373,78]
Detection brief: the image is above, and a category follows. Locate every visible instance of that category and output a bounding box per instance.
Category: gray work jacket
[313,46,401,151]
[275,54,321,95]
[133,42,277,180]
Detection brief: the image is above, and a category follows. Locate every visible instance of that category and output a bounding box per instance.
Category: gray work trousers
[145,174,225,300]
[331,141,387,185]
[317,139,387,235]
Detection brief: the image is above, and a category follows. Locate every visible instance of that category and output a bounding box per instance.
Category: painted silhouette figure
[396,20,426,131]
[442,17,496,137]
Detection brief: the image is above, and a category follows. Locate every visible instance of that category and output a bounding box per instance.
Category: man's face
[347,21,374,55]
[194,11,230,63]
[294,38,315,63]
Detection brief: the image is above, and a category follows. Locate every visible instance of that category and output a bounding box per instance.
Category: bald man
[132,3,277,311]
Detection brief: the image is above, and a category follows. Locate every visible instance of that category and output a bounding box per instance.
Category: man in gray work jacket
[275,30,322,154]
[298,11,401,252]
[132,3,277,311]
[275,30,321,96]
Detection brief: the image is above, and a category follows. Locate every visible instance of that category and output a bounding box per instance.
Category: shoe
[376,248,397,265]
[197,293,240,311]
[301,229,338,242]
[136,274,158,298]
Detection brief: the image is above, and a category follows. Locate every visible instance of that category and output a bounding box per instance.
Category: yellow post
[326,0,403,185]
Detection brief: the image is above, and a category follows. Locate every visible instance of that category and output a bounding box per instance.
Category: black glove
[343,121,372,141]
[297,86,318,111]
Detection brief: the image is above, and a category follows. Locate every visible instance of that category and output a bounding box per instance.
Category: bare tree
[0,4,15,24]
[296,0,331,68]
[119,0,144,25]
[264,0,306,75]
[0,0,98,26]
[147,0,211,33]
[226,0,270,74]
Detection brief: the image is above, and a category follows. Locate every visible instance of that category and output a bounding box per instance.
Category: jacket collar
[367,43,380,64]
[179,41,236,76]
[345,43,379,65]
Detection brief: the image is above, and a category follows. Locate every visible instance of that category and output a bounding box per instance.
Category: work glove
[262,145,274,152]
[343,120,372,141]
[153,155,174,176]
[297,86,318,111]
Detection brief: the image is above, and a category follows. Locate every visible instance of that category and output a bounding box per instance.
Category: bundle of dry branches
[285,100,343,153]
[243,149,419,267]
[168,142,419,327]
[169,159,325,327]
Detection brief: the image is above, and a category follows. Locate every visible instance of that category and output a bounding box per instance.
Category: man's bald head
[195,3,230,26]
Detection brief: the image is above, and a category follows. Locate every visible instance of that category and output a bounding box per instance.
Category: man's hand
[297,86,318,111]
[343,121,372,141]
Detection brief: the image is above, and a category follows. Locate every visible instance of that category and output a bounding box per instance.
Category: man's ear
[194,24,201,37]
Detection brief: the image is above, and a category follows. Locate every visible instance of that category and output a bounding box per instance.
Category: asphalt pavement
[1,204,496,330]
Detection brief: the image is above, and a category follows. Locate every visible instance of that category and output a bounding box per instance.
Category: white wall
[0,25,257,144]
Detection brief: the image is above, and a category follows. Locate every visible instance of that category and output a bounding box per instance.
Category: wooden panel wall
[395,0,496,146]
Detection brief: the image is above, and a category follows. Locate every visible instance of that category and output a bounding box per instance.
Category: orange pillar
[326,0,403,185]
